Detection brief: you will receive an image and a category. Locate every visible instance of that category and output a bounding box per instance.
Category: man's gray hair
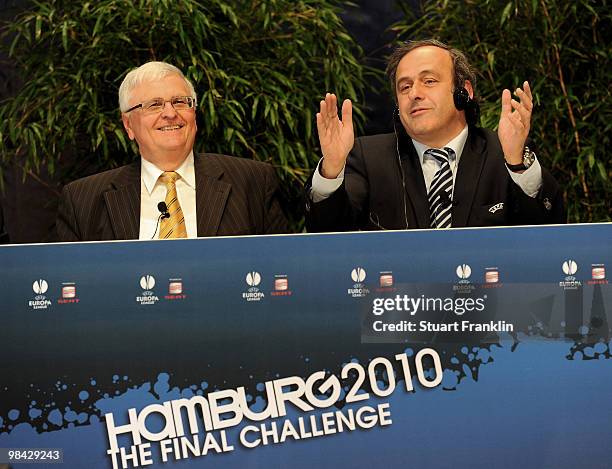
[118,61,197,112]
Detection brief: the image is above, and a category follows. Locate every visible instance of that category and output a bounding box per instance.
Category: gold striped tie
[159,171,187,239]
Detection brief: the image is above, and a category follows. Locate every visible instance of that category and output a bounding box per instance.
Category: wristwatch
[506,146,536,171]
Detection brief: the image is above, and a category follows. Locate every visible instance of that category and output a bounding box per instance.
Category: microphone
[439,191,451,207]
[151,202,170,239]
[157,202,170,219]
[432,191,453,228]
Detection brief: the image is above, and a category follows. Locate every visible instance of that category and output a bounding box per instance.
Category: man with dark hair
[305,39,563,231]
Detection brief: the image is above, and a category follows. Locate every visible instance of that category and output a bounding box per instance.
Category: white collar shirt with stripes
[411,125,469,193]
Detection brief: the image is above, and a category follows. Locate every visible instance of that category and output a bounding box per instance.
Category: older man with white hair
[56,61,287,241]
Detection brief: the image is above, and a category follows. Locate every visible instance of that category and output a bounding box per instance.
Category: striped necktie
[159,171,187,239]
[426,148,454,228]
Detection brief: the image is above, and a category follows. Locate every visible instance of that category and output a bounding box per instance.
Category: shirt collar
[412,125,469,164]
[141,151,195,195]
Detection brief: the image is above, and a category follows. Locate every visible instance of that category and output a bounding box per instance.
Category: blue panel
[0,223,610,468]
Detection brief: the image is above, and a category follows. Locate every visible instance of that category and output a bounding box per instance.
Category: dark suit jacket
[306,127,564,231]
[0,204,8,244]
[56,153,288,241]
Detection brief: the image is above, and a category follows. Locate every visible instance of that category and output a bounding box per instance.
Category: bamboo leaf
[500,2,513,26]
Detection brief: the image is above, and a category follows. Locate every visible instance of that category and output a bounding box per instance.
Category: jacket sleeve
[55,184,82,242]
[304,138,370,232]
[508,163,565,225]
[262,164,289,234]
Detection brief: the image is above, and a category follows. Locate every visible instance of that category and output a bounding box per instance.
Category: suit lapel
[398,133,430,228]
[103,162,141,240]
[194,154,231,236]
[452,129,486,227]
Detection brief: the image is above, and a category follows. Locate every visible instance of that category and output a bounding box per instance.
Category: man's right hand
[316,93,354,179]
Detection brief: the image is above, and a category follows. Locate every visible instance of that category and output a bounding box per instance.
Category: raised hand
[316,93,354,179]
[498,81,533,165]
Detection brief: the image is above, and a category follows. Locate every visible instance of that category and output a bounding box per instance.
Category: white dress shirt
[139,152,197,239]
[310,125,542,202]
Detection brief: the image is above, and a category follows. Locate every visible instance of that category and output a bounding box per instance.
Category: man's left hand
[498,81,533,165]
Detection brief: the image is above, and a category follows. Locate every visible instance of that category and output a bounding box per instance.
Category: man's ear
[464,80,474,99]
[122,114,135,140]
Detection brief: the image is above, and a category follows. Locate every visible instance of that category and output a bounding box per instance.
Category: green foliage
[0,0,368,228]
[392,0,611,222]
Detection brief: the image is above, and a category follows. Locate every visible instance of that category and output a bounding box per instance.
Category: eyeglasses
[125,96,197,114]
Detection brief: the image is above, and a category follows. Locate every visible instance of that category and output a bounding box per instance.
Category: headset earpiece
[453,87,471,111]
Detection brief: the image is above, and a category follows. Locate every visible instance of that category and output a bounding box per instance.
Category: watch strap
[506,146,535,172]
[506,161,527,171]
